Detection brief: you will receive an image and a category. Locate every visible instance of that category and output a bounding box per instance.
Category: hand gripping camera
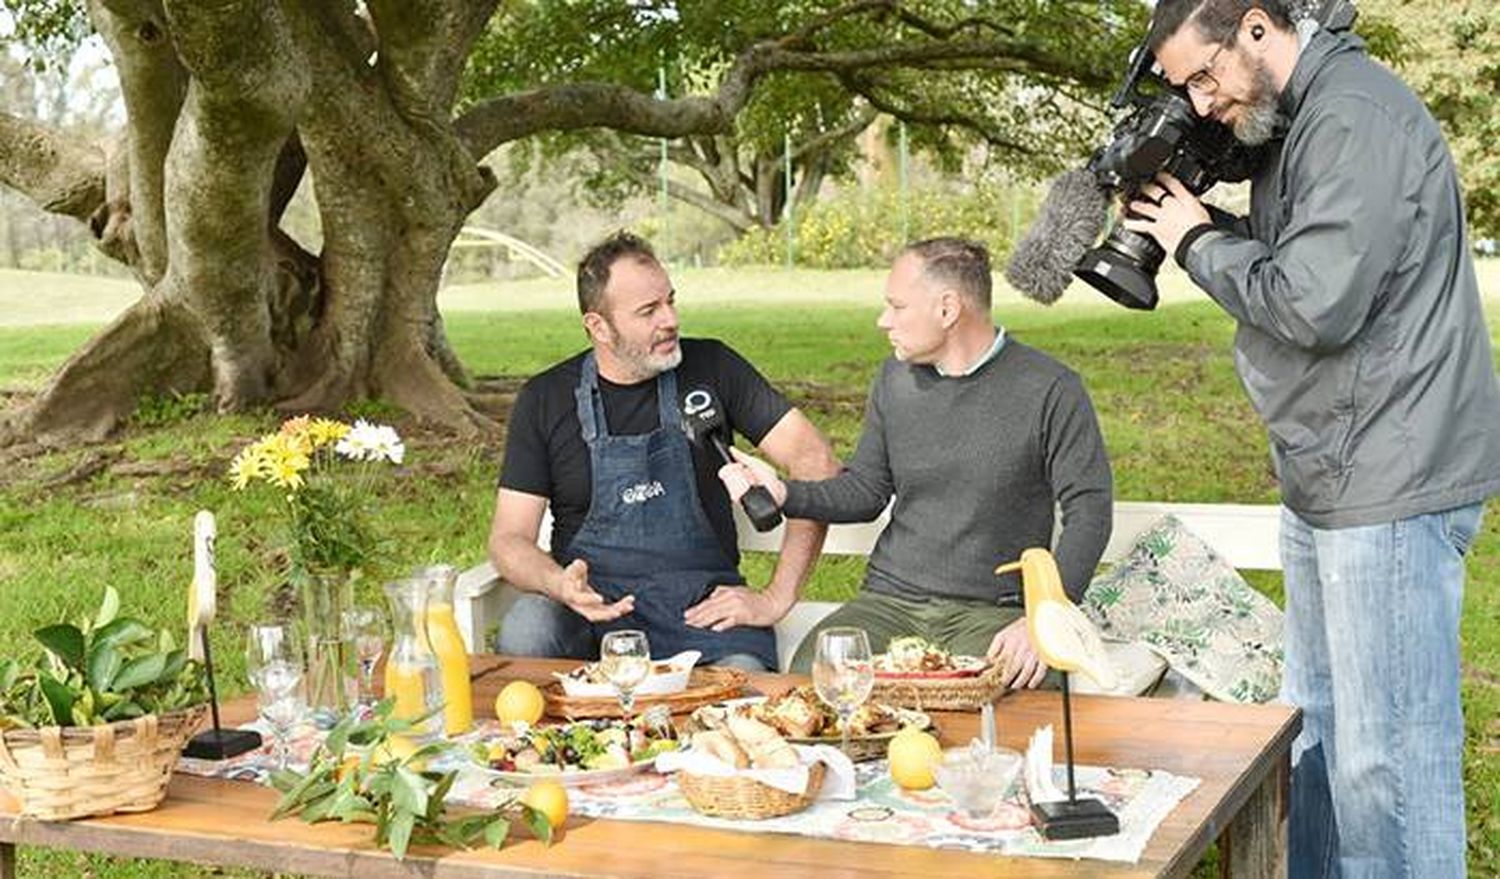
[1073,0,1357,310]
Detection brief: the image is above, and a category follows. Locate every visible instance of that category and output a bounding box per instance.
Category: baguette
[693,730,749,769]
[726,714,800,770]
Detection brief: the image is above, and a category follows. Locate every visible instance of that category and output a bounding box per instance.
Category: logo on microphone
[683,388,716,419]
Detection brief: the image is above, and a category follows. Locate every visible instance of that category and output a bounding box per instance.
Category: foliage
[269,699,551,859]
[0,585,208,729]
[228,416,405,578]
[131,392,212,429]
[719,182,1042,269]
[462,1,1143,230]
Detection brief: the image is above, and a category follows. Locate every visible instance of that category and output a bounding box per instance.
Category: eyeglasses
[1184,42,1230,95]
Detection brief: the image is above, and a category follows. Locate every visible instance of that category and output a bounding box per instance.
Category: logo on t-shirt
[620,480,666,505]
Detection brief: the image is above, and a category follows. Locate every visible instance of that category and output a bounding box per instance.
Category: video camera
[1073,0,1357,310]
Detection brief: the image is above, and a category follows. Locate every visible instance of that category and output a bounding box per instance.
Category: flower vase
[298,570,355,727]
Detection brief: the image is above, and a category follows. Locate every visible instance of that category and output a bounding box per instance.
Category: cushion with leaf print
[1083,515,1283,703]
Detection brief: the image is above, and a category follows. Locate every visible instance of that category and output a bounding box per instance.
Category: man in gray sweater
[720,238,1113,685]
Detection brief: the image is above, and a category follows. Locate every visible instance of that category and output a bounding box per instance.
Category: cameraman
[1124,2,1500,876]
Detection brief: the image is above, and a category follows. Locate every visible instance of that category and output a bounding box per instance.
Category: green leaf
[387,810,416,860]
[37,673,75,726]
[92,585,120,632]
[0,659,19,691]
[87,644,123,692]
[158,649,187,685]
[34,624,85,671]
[426,772,457,821]
[483,817,510,849]
[113,654,168,691]
[92,618,154,652]
[521,803,554,847]
[391,767,429,817]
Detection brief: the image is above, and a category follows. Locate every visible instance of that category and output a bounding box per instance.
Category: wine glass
[599,630,651,720]
[246,624,305,771]
[341,606,387,714]
[812,627,874,757]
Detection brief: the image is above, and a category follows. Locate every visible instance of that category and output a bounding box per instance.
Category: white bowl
[556,649,701,697]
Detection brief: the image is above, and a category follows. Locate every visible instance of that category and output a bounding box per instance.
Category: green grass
[0,272,1496,877]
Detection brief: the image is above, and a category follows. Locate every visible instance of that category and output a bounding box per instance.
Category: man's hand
[684,585,790,631]
[986,617,1049,689]
[716,447,788,506]
[548,559,634,622]
[1121,173,1212,258]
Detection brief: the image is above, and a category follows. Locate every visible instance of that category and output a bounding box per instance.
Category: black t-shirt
[499,338,793,562]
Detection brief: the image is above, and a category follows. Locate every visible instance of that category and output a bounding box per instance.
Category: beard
[1233,60,1284,146]
[605,323,682,380]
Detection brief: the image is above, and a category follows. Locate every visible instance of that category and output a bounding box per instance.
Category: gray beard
[1234,62,1284,146]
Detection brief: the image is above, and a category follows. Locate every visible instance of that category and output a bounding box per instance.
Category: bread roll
[693,730,749,769]
[726,714,799,770]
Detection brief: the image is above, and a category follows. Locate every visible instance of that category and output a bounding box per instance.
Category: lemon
[521,779,570,830]
[494,680,546,725]
[887,728,943,791]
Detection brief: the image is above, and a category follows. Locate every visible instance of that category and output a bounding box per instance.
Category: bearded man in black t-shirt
[487,232,839,671]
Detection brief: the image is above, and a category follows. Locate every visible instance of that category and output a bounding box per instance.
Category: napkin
[1025,725,1067,804]
[656,744,856,800]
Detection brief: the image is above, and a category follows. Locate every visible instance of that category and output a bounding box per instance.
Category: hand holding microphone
[681,387,784,532]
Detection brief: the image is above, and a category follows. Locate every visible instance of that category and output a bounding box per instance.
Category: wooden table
[0,656,1299,878]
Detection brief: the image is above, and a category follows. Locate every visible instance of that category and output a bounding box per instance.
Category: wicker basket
[0,704,207,820]
[677,760,826,820]
[543,666,748,719]
[870,663,1010,713]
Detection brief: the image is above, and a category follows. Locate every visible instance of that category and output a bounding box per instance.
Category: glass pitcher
[382,578,444,739]
[415,564,473,735]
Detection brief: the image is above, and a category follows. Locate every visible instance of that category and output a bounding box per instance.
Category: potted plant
[0,586,210,820]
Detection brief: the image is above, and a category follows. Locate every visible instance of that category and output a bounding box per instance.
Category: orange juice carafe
[417,564,473,735]
[382,578,444,739]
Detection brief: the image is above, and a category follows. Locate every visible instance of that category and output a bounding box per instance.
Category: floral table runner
[178,719,1198,864]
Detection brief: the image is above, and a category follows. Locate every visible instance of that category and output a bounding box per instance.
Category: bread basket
[677,761,826,820]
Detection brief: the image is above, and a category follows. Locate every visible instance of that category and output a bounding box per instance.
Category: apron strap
[575,353,600,443]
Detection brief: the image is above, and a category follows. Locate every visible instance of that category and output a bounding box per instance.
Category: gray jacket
[1184,29,1500,528]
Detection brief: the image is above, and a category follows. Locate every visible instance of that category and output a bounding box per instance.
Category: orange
[494,680,546,726]
[521,779,569,831]
[887,728,943,791]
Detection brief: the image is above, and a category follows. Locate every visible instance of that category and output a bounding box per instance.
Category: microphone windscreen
[680,386,727,447]
[1005,168,1110,305]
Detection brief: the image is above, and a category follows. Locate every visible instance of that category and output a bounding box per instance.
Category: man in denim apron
[488,232,838,671]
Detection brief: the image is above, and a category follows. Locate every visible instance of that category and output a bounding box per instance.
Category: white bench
[456,501,1282,693]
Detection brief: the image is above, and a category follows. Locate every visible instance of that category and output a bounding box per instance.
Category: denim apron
[556,353,777,669]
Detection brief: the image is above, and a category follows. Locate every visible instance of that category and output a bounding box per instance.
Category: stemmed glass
[341,606,387,715]
[246,623,306,772]
[812,627,875,757]
[599,630,651,721]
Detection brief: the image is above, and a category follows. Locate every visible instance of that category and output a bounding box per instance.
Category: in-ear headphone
[1251,24,1265,39]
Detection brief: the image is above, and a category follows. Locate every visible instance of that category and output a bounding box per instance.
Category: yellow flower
[228,445,268,490]
[259,433,311,490]
[309,418,351,449]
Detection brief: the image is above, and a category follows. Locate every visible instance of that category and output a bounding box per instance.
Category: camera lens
[1073,228,1164,310]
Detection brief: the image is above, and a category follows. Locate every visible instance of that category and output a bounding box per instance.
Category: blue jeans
[1281,503,1483,879]
[495,593,772,671]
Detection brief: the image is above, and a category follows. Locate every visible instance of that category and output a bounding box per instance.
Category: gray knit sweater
[784,340,1113,602]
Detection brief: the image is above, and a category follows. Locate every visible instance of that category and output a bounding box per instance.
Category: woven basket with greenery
[677,761,826,820]
[0,586,210,820]
[0,705,206,820]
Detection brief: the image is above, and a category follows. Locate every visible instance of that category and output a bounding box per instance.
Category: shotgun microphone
[680,386,784,532]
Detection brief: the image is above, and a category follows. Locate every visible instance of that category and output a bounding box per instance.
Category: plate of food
[553,649,700,697]
[477,716,682,786]
[873,636,989,679]
[689,686,933,761]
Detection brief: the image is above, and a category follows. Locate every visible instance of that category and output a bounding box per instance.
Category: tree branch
[366,0,502,123]
[840,73,1034,155]
[791,104,878,162]
[0,112,106,221]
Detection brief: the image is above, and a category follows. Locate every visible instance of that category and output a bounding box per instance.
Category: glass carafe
[382,578,444,739]
[416,564,473,735]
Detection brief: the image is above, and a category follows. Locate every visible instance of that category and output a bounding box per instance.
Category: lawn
[0,268,1495,876]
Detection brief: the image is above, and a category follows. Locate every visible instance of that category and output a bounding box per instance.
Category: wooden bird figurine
[187,511,217,663]
[995,548,1116,690]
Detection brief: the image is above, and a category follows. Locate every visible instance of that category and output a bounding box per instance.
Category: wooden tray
[542,666,748,718]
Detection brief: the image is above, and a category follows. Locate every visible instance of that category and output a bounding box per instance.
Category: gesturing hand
[986,617,1049,689]
[684,585,788,631]
[551,559,634,622]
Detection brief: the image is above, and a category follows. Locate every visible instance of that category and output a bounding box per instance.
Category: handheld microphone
[680,387,784,532]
